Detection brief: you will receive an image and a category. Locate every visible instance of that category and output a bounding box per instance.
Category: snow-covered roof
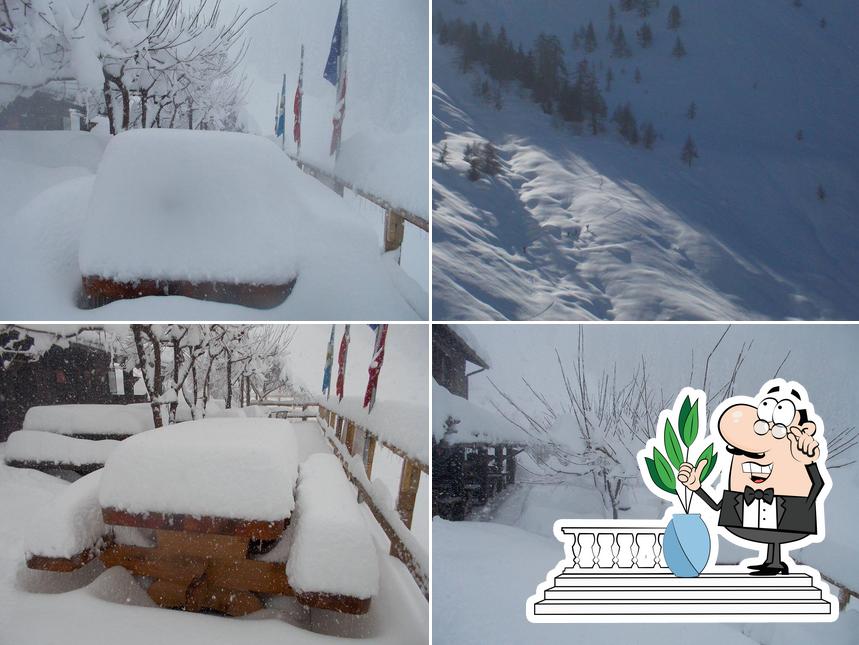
[286,453,379,599]
[78,129,305,285]
[432,380,525,446]
[99,418,298,522]
[447,325,490,368]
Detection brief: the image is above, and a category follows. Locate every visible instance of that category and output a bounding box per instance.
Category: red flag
[293,45,304,148]
[335,324,350,401]
[363,324,388,412]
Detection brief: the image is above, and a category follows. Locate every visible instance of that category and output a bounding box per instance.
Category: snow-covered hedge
[5,431,119,466]
[99,418,298,522]
[432,380,525,446]
[25,471,107,560]
[286,454,379,599]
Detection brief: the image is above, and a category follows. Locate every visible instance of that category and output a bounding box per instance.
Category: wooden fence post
[384,210,405,261]
[395,458,421,530]
[364,435,377,479]
[345,421,356,455]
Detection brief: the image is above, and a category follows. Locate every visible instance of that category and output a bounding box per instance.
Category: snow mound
[432,380,525,446]
[78,129,306,285]
[24,404,153,437]
[286,453,379,599]
[98,418,298,521]
[25,471,106,559]
[5,431,119,466]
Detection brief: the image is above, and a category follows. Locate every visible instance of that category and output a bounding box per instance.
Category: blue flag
[275,74,286,138]
[323,0,345,86]
[321,324,335,397]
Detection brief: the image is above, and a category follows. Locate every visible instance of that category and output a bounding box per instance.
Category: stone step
[544,585,822,601]
[554,571,814,588]
[532,598,833,616]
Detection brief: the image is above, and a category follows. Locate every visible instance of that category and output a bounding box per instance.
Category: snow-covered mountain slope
[432,0,859,320]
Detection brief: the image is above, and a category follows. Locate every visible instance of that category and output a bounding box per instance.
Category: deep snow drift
[432,0,859,320]
[0,131,426,320]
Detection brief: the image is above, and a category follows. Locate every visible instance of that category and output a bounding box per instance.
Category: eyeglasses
[753,419,787,439]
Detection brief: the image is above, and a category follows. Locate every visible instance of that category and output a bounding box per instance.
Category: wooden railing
[316,403,429,599]
[286,153,428,261]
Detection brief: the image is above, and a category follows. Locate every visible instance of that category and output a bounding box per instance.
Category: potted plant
[643,394,717,577]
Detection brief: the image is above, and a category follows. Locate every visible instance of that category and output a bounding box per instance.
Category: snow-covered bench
[78,129,300,309]
[24,471,111,572]
[4,431,120,475]
[286,453,379,614]
[24,404,153,440]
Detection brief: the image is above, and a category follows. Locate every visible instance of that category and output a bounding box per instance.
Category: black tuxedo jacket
[694,463,824,536]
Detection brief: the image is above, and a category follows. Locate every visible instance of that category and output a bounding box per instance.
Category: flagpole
[336,0,348,161]
[281,73,286,151]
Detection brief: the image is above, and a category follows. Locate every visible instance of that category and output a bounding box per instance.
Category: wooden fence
[285,153,428,261]
[315,403,429,599]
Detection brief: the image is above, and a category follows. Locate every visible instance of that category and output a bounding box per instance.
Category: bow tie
[743,486,774,505]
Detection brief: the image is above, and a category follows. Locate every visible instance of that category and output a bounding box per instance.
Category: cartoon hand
[677,460,707,491]
[788,426,819,464]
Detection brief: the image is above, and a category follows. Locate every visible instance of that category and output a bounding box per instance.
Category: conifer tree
[796,129,804,141]
[438,142,449,165]
[672,37,687,58]
[634,67,642,83]
[668,5,682,30]
[681,135,699,167]
[687,101,697,119]
[606,67,614,92]
[637,22,653,48]
[642,122,656,149]
[817,184,826,201]
[613,26,632,58]
[584,22,598,53]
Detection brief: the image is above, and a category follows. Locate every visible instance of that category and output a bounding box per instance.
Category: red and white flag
[363,324,388,413]
[293,44,304,153]
[335,324,350,402]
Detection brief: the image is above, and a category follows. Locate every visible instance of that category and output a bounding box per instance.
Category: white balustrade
[558,524,668,570]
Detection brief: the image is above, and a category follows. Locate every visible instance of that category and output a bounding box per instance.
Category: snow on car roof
[98,418,298,522]
[78,129,305,285]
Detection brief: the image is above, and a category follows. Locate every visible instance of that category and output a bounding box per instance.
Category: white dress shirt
[742,497,778,529]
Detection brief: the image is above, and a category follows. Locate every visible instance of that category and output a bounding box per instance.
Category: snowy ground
[432,0,859,320]
[0,131,426,320]
[0,423,428,644]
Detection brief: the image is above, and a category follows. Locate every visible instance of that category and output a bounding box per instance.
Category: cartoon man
[678,381,825,576]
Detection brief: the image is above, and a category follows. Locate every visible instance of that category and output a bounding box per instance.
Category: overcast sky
[462,324,859,433]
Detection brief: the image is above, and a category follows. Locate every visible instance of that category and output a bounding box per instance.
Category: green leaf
[664,418,683,470]
[697,444,717,482]
[645,457,675,495]
[652,447,676,494]
[679,396,692,435]
[681,399,699,447]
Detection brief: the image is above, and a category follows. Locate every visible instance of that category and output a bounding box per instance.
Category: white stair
[533,570,834,618]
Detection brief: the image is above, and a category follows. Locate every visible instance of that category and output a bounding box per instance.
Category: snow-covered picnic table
[24,418,379,618]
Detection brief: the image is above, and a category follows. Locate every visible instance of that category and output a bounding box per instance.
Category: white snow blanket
[99,418,298,521]
[79,129,303,285]
[432,380,524,446]
[24,404,153,437]
[5,431,119,466]
[286,454,379,599]
[25,471,106,559]
[320,396,428,465]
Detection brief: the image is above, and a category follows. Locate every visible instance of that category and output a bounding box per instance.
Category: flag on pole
[363,324,388,413]
[293,44,305,154]
[324,0,348,157]
[335,324,350,402]
[321,325,335,398]
[275,74,286,148]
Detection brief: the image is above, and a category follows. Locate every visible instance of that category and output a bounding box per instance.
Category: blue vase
[663,513,710,577]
